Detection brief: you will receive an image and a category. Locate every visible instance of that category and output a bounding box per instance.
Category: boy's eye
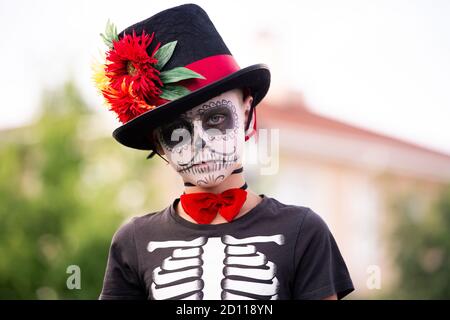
[201,105,234,134]
[160,120,192,148]
[206,114,226,126]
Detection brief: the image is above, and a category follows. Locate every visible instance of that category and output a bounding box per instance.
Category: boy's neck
[183,172,246,194]
[177,171,263,225]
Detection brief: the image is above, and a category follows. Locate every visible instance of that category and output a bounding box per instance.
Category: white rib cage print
[147,234,286,300]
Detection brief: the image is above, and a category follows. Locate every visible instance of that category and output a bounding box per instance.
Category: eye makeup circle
[201,105,235,135]
[160,120,193,149]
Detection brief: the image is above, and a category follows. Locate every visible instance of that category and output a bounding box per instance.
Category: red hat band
[182,54,240,91]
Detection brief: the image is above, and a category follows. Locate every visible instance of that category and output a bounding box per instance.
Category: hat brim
[112,63,271,150]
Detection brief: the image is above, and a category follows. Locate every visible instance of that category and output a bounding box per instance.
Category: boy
[95,4,354,300]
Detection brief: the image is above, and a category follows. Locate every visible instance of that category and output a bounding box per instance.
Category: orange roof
[257,97,450,162]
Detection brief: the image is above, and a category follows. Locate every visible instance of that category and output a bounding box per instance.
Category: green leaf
[100,19,119,48]
[159,67,205,84]
[154,41,177,70]
[160,85,191,101]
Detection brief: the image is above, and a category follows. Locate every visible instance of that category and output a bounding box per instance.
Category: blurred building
[254,91,450,298]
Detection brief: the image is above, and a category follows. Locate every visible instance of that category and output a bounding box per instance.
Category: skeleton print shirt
[100,195,354,300]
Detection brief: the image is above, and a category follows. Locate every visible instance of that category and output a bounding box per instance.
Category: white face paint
[156,89,247,187]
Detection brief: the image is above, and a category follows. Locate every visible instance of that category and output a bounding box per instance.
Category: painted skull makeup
[156,90,247,187]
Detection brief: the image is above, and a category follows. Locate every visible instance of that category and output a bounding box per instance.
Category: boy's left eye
[206,114,226,125]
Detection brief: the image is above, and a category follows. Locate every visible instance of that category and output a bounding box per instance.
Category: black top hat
[98,3,270,151]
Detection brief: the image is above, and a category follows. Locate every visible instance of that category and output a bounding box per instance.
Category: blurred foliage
[388,185,450,299]
[0,80,159,299]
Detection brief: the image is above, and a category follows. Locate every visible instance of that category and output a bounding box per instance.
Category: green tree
[389,185,450,299]
[0,80,157,299]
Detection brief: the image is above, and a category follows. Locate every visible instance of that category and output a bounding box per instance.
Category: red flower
[102,30,167,123]
[102,79,152,124]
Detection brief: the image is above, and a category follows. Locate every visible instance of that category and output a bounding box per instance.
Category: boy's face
[155,89,250,187]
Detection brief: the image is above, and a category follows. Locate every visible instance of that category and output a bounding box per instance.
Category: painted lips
[177,159,236,174]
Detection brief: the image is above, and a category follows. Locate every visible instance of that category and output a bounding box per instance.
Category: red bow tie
[180,187,248,224]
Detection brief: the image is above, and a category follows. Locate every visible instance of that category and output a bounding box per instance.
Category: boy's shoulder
[134,207,168,223]
[266,196,312,214]
[264,196,326,225]
[110,206,169,243]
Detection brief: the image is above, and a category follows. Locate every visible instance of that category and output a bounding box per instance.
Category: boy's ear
[243,94,255,138]
[151,130,165,155]
[155,142,165,156]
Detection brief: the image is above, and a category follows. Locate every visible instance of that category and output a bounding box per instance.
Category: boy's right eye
[160,121,192,148]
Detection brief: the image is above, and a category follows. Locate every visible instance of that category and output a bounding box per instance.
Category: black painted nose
[194,136,206,150]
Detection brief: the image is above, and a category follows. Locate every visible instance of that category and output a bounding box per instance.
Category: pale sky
[1,0,449,154]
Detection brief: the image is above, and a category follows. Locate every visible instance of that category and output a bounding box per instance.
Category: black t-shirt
[100,194,354,300]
